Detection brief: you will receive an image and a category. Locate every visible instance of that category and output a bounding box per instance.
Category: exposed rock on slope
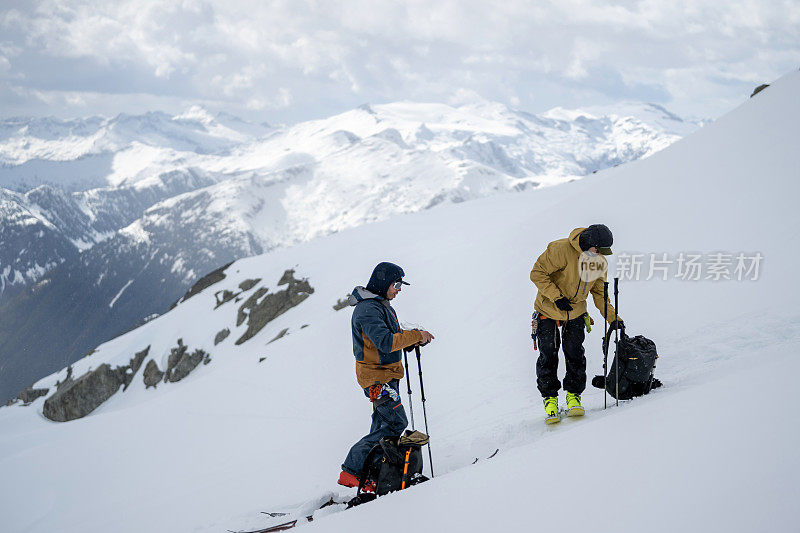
[164,339,210,383]
[15,387,49,405]
[143,360,164,389]
[123,347,149,391]
[214,329,230,345]
[43,347,150,422]
[174,262,233,308]
[43,364,124,422]
[235,270,314,345]
[751,84,770,97]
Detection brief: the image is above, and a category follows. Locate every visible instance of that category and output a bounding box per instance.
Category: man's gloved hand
[418,330,434,346]
[554,297,573,312]
[608,319,625,331]
[404,329,434,350]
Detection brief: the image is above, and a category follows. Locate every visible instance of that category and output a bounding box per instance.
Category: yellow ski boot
[543,396,560,424]
[566,392,585,417]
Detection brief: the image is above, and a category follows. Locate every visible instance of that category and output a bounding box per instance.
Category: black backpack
[596,331,659,400]
[348,431,430,507]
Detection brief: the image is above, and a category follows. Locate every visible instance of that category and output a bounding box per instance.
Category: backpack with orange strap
[347,430,430,507]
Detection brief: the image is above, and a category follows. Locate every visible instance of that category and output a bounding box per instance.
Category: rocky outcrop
[164,339,210,383]
[235,270,314,345]
[123,347,149,391]
[42,346,151,421]
[172,261,233,309]
[165,339,188,379]
[214,289,237,308]
[143,360,164,388]
[17,387,49,405]
[277,270,296,285]
[214,328,230,345]
[239,278,261,291]
[43,364,125,422]
[170,349,209,382]
[237,287,269,326]
[55,366,74,391]
[215,278,261,309]
[268,328,289,344]
[751,84,769,97]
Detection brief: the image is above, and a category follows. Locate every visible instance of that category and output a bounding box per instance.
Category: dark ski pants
[342,379,408,477]
[536,316,586,397]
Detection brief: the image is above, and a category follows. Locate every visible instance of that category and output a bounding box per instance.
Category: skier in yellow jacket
[530,225,622,423]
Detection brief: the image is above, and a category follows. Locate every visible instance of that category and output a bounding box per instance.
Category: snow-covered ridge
[0,100,691,191]
[543,101,707,136]
[0,106,271,165]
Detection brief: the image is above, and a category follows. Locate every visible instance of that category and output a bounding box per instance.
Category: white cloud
[0,0,798,122]
[447,88,485,106]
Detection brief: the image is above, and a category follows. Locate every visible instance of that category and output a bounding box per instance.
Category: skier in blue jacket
[338,261,434,488]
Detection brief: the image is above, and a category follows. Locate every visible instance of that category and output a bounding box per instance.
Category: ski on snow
[546,407,584,425]
[228,474,428,533]
[231,449,502,532]
[471,448,500,464]
[227,496,347,533]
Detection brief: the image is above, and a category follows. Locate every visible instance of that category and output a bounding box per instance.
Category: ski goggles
[393,279,410,290]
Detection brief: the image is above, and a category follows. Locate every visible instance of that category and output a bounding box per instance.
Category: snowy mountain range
[0,99,700,403]
[0,71,795,533]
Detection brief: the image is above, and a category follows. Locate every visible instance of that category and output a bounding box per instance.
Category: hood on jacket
[365,262,407,298]
[569,227,587,253]
[348,286,382,306]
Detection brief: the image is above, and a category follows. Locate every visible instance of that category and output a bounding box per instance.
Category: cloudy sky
[1,0,798,124]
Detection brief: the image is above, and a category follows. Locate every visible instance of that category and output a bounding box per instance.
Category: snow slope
[0,72,797,533]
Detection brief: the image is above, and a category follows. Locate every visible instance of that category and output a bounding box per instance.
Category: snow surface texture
[1,73,797,533]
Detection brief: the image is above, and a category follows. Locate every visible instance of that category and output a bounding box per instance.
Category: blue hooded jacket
[348,263,422,388]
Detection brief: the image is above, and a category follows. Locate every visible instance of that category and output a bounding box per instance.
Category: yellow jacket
[530,227,620,323]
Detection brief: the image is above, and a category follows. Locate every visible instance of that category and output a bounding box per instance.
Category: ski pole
[403,349,416,430]
[613,277,620,407]
[414,345,434,478]
[603,281,609,410]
